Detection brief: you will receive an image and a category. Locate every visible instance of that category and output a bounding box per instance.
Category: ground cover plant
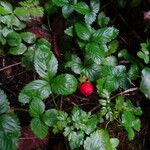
[0,0,150,149]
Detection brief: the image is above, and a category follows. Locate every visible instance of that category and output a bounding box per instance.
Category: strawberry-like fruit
[79,81,94,96]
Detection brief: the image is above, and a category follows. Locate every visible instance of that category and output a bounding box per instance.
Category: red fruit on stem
[79,81,94,96]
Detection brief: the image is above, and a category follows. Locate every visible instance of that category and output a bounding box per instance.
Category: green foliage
[0,0,147,149]
[97,65,130,98]
[140,68,150,100]
[19,80,52,104]
[115,96,142,140]
[19,0,44,17]
[31,118,49,139]
[6,32,22,46]
[137,41,150,64]
[84,130,119,150]
[98,11,110,27]
[51,74,78,95]
[34,42,58,81]
[0,89,21,150]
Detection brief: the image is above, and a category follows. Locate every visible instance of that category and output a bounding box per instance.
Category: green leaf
[21,32,36,44]
[0,89,9,114]
[122,111,141,140]
[45,0,58,14]
[1,27,13,37]
[115,96,125,112]
[85,42,105,61]
[51,74,78,95]
[62,5,74,18]
[65,55,83,74]
[14,7,29,21]
[84,129,114,150]
[102,56,118,66]
[0,1,12,15]
[68,131,84,149]
[6,32,22,46]
[31,118,48,139]
[90,0,100,14]
[29,99,45,118]
[42,109,58,126]
[53,111,69,133]
[74,2,90,15]
[85,12,96,25]
[110,138,119,150]
[74,23,91,41]
[137,41,150,64]
[9,43,27,55]
[71,107,98,134]
[0,114,21,150]
[34,46,58,81]
[82,60,100,81]
[64,26,74,36]
[128,64,140,80]
[92,27,119,44]
[98,12,110,27]
[19,80,51,104]
[52,0,69,7]
[21,50,34,70]
[107,40,119,55]
[140,68,150,99]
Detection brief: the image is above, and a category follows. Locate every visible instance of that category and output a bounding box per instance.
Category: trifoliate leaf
[34,46,58,81]
[51,74,78,95]
[74,2,90,15]
[31,118,48,139]
[0,89,9,114]
[29,99,45,118]
[140,68,150,100]
[74,23,91,41]
[19,80,51,104]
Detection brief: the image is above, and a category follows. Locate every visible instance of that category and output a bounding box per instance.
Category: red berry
[79,82,94,96]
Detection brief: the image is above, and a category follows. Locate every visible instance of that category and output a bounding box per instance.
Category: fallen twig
[0,62,21,72]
